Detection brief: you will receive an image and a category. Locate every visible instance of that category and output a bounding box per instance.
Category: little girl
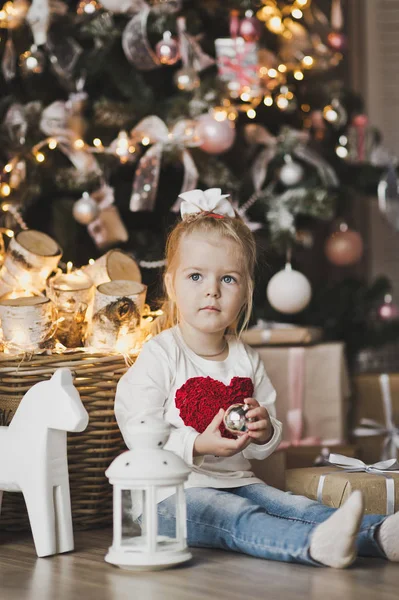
[115,188,399,568]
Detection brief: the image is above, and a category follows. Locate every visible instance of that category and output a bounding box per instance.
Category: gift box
[250,449,286,491]
[255,343,350,446]
[241,323,323,346]
[352,373,399,464]
[286,455,399,515]
[215,37,260,98]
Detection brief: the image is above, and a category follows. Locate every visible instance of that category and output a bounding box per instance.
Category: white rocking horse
[0,368,89,557]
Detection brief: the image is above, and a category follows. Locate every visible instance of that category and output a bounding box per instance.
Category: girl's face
[167,231,247,336]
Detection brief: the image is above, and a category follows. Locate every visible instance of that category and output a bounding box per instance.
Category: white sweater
[115,326,282,518]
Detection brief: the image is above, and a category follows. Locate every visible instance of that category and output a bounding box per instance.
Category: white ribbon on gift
[129,116,201,213]
[244,123,339,193]
[178,188,235,219]
[353,373,399,461]
[317,452,399,515]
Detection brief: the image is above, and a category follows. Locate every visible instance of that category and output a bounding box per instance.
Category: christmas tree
[0,0,396,357]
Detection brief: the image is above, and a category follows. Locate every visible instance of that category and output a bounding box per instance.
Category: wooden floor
[1,528,399,600]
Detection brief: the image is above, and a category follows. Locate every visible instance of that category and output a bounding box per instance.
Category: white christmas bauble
[72,193,99,225]
[279,160,304,187]
[267,267,312,314]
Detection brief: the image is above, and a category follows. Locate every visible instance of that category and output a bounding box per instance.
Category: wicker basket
[0,351,133,531]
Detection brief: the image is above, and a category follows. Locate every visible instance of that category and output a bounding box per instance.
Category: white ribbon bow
[317,453,399,514]
[178,188,235,219]
[129,116,200,213]
[244,123,339,193]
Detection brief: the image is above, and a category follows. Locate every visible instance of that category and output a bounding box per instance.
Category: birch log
[82,249,141,287]
[0,230,62,297]
[46,271,94,348]
[0,296,56,351]
[46,271,94,312]
[86,280,146,352]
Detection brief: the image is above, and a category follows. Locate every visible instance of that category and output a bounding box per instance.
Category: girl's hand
[193,409,251,458]
[243,397,273,445]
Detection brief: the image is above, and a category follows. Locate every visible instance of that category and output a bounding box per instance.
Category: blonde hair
[153,211,257,337]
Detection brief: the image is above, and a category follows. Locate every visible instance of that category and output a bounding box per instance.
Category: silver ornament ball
[174,67,200,92]
[19,45,46,76]
[72,193,100,225]
[279,161,304,187]
[224,403,253,433]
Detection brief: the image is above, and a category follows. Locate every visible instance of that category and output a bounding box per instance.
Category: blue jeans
[157,484,387,566]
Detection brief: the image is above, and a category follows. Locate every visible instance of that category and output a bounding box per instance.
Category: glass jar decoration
[105,417,192,570]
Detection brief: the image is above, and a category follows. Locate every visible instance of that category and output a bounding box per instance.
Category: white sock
[377,511,399,561]
[310,490,364,568]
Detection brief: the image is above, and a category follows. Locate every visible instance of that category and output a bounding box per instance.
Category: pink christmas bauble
[239,16,262,42]
[377,295,399,321]
[325,229,364,266]
[197,114,236,154]
[327,31,347,51]
[155,33,180,65]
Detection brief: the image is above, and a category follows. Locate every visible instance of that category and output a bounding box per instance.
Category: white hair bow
[178,188,235,218]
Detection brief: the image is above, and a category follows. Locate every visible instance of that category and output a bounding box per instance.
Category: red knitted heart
[175,376,254,439]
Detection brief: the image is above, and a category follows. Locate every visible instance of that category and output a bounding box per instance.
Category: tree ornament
[324,224,364,266]
[239,10,262,43]
[76,0,101,14]
[267,264,312,314]
[377,294,399,321]
[196,113,236,154]
[279,155,304,187]
[72,192,100,225]
[173,66,200,91]
[322,98,347,128]
[155,31,180,65]
[19,45,46,76]
[327,31,346,51]
[223,403,254,434]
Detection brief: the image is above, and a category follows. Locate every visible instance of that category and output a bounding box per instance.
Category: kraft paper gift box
[352,373,399,464]
[255,343,350,446]
[286,459,399,515]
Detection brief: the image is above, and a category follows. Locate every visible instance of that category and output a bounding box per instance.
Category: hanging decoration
[2,30,17,82]
[129,116,202,212]
[19,45,46,76]
[245,123,339,194]
[173,16,200,92]
[215,10,261,110]
[155,31,180,66]
[72,192,100,225]
[122,1,187,72]
[322,97,347,129]
[279,155,304,187]
[324,223,364,266]
[377,294,399,322]
[267,261,312,314]
[240,123,338,242]
[196,113,236,155]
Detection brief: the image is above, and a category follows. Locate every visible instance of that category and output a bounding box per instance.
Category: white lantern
[105,417,192,570]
